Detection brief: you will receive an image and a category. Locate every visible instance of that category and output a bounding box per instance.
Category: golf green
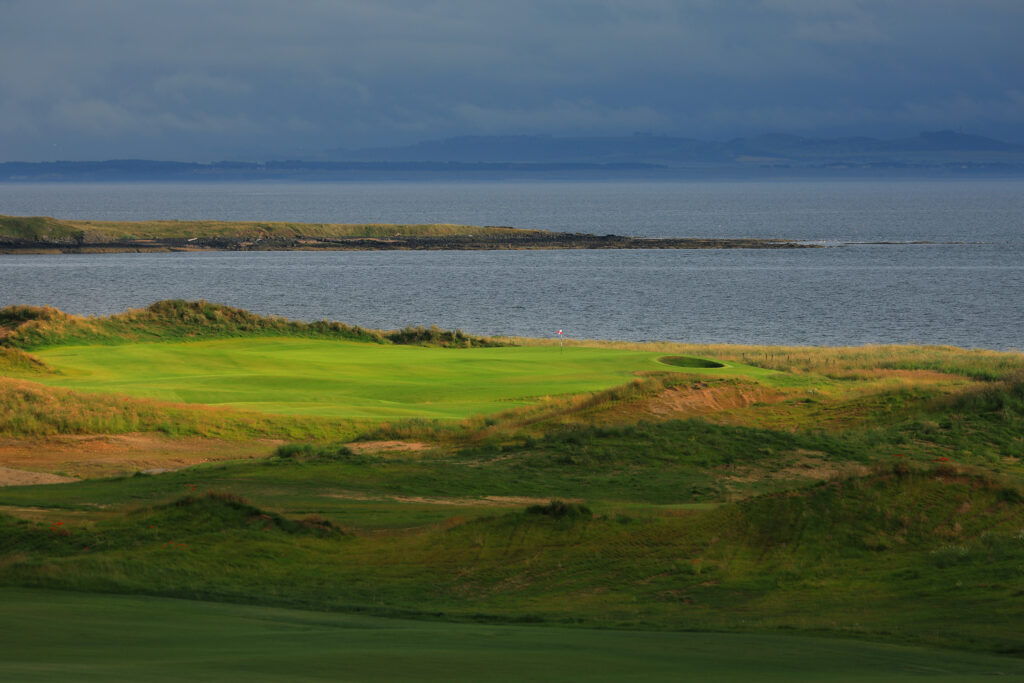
[33,338,672,419]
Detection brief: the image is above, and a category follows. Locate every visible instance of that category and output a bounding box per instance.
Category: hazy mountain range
[326,130,1024,165]
[3,131,1023,181]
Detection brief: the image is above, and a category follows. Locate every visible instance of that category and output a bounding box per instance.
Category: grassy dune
[0,299,495,350]
[2,301,1024,669]
[1,467,1022,656]
[0,376,357,441]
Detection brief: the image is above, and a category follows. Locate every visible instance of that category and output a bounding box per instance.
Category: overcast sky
[2,0,1023,161]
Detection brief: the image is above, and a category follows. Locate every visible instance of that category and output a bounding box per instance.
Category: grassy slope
[1,468,1022,656]
[0,299,494,350]
[3,302,1024,660]
[6,589,1020,683]
[0,214,542,243]
[0,376,358,441]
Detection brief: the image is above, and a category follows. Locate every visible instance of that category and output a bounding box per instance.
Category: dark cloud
[2,0,1023,160]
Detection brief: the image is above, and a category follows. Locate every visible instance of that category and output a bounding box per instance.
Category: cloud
[48,99,147,137]
[1,0,1023,159]
[152,73,253,102]
[453,101,671,135]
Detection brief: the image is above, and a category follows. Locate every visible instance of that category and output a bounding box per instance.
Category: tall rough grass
[0,300,502,350]
[510,337,1024,381]
[0,377,356,440]
[0,347,51,374]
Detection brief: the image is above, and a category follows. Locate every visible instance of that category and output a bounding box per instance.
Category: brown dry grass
[505,337,1024,380]
[0,466,78,486]
[616,380,788,421]
[0,377,355,442]
[722,453,870,486]
[346,441,433,455]
[0,433,283,478]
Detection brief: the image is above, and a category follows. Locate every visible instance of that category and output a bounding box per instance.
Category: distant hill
[327,134,729,164]
[2,131,1023,181]
[327,130,1024,166]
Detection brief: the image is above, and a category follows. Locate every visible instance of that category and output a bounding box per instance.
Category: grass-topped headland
[0,213,816,252]
[2,300,1024,668]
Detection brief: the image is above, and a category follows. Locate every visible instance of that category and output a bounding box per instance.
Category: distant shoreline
[0,215,818,253]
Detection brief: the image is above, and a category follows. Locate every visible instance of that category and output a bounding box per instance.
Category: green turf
[3,468,1022,655]
[5,306,1024,665]
[2,588,1020,682]
[32,338,687,419]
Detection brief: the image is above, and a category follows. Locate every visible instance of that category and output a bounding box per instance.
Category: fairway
[3,589,1020,682]
[33,338,674,419]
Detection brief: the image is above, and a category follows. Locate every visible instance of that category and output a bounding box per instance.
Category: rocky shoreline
[0,231,818,253]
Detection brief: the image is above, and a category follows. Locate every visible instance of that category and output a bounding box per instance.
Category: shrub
[272,442,362,463]
[274,443,319,459]
[525,500,593,520]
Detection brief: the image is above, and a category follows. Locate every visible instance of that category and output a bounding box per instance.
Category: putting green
[33,338,675,419]
[3,589,1019,682]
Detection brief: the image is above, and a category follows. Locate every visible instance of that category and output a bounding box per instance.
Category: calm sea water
[1,180,1022,348]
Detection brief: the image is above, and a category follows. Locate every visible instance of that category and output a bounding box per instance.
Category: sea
[1,179,1022,349]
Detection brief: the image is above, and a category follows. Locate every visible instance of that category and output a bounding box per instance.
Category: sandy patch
[0,433,285,479]
[724,454,869,485]
[0,466,78,487]
[346,441,432,455]
[639,381,786,418]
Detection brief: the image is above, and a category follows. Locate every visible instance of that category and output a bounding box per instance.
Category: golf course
[30,339,676,419]
[2,300,1023,680]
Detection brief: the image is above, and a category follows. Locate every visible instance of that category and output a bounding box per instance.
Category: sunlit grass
[31,338,676,419]
[0,377,357,440]
[514,337,1024,381]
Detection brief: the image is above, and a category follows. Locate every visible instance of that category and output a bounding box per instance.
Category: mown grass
[7,589,1020,683]
[2,465,1022,655]
[28,338,671,420]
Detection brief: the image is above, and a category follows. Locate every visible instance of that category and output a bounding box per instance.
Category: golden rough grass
[0,347,52,374]
[0,434,284,479]
[0,377,357,441]
[506,337,1024,379]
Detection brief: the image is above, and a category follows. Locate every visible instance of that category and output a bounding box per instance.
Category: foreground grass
[3,301,1024,663]
[6,589,1020,683]
[2,466,1022,655]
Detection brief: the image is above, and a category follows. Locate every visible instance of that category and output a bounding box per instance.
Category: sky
[2,0,1023,161]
